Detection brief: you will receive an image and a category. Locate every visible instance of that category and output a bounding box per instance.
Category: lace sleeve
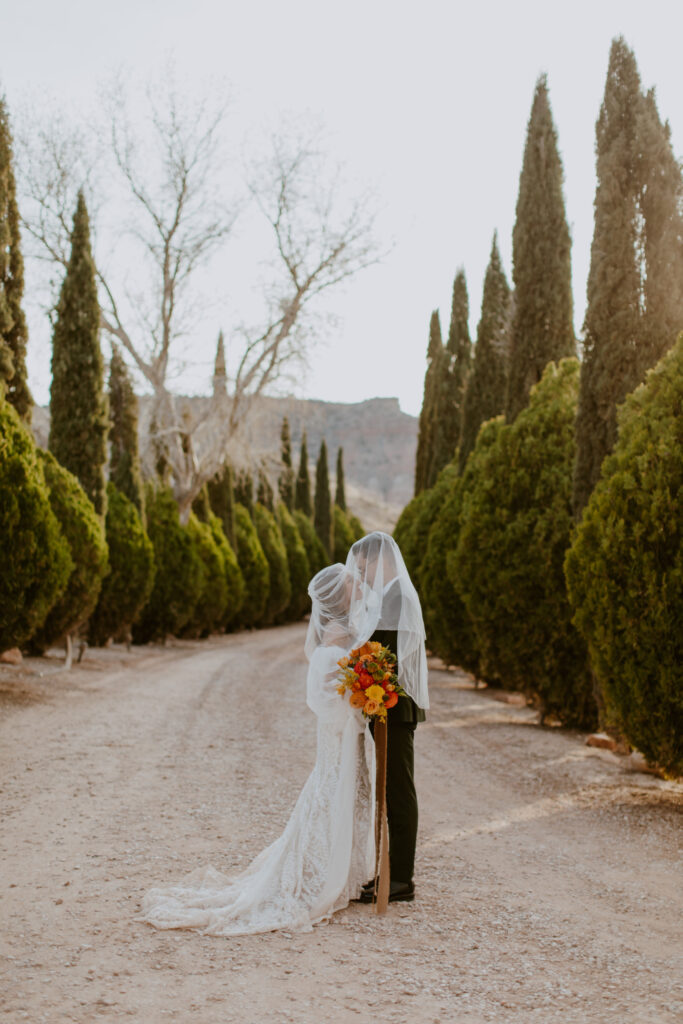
[306,645,353,725]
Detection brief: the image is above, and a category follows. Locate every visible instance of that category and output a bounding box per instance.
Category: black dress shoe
[357,880,415,904]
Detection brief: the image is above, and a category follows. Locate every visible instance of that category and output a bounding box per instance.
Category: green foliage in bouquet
[89,483,155,645]
[275,503,310,622]
[183,513,228,637]
[332,503,356,564]
[233,502,270,628]
[0,398,72,650]
[293,509,328,578]
[254,502,291,625]
[31,450,109,652]
[420,419,504,678]
[133,485,203,642]
[565,336,683,773]
[451,359,596,727]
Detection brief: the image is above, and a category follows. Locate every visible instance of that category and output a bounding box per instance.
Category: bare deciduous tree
[17,75,382,519]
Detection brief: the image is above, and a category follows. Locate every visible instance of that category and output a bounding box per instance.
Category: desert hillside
[31,395,418,533]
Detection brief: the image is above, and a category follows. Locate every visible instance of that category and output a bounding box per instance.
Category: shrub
[253,502,291,624]
[451,359,596,728]
[233,503,269,628]
[348,512,365,541]
[31,450,109,652]
[333,504,356,564]
[133,485,204,642]
[181,513,228,637]
[0,398,72,650]
[206,512,245,630]
[89,483,155,645]
[420,419,503,677]
[276,502,310,621]
[293,509,328,578]
[393,463,459,595]
[565,336,683,773]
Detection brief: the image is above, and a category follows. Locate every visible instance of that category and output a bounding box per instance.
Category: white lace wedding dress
[140,644,375,936]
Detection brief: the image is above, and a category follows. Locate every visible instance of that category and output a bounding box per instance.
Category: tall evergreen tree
[234,469,254,517]
[460,234,512,470]
[256,467,275,512]
[573,38,683,513]
[506,74,575,422]
[108,346,144,516]
[294,431,312,516]
[414,310,443,494]
[212,330,227,398]
[0,99,31,421]
[207,463,236,549]
[48,191,108,515]
[278,417,295,510]
[335,447,346,511]
[314,439,333,557]
[430,270,472,481]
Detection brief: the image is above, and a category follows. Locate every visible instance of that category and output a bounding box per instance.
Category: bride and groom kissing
[141,531,428,936]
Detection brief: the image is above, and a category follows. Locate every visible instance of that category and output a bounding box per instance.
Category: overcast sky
[2,0,682,416]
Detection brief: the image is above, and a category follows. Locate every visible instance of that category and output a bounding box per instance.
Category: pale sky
[2,0,682,416]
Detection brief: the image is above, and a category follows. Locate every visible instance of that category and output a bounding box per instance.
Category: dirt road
[1,624,681,1024]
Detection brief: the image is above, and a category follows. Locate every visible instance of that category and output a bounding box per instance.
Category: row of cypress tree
[0,92,365,658]
[402,38,683,774]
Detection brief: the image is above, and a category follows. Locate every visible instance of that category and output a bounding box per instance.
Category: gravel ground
[1,623,681,1024]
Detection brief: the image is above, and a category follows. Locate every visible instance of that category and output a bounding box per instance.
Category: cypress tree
[207,462,236,549]
[234,468,254,517]
[460,233,512,470]
[0,99,32,421]
[256,468,275,512]
[108,346,144,517]
[637,89,683,374]
[293,508,328,577]
[314,439,333,557]
[335,447,346,511]
[573,39,683,514]
[278,417,295,510]
[294,431,312,516]
[414,311,443,494]
[506,75,575,422]
[430,271,472,481]
[48,191,108,516]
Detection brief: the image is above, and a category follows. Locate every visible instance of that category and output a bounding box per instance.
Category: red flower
[358,671,374,690]
[353,662,363,675]
[384,691,399,709]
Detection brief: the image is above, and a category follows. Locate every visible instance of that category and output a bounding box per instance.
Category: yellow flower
[336,684,347,696]
[365,684,385,704]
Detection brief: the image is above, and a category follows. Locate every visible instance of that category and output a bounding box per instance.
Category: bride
[140,562,376,936]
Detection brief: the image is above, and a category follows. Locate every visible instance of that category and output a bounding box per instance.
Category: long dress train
[140,646,374,936]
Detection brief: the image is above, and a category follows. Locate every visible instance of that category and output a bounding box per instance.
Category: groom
[349,534,426,905]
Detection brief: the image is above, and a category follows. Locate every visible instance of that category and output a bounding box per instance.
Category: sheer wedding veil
[345,532,429,710]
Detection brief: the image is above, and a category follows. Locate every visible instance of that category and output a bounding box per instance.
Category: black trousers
[370,720,418,883]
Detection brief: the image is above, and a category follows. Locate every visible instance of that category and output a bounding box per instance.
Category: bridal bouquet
[336,641,407,721]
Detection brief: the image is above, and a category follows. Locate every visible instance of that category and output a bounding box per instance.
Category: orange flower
[352,680,361,691]
[364,699,380,715]
[384,691,398,709]
[358,672,374,690]
[350,691,367,708]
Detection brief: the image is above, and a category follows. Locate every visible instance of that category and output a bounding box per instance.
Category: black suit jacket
[370,627,426,725]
